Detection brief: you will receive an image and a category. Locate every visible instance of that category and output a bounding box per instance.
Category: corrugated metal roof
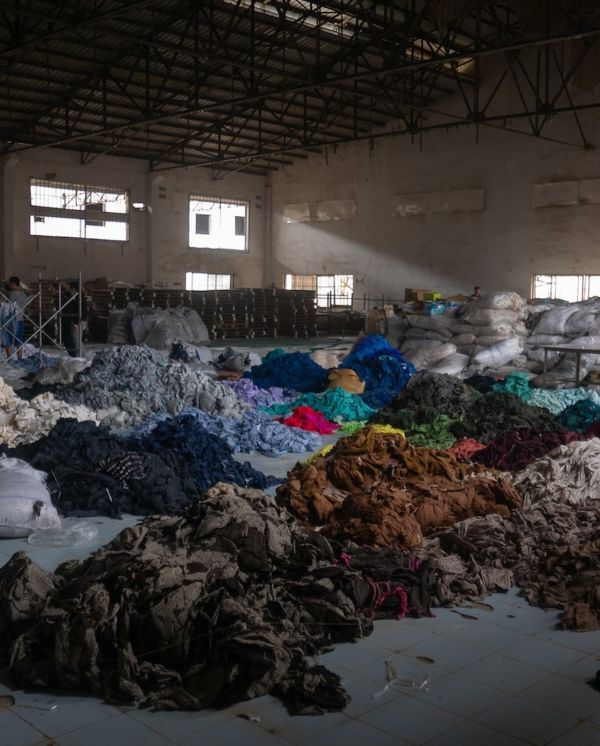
[0,0,592,174]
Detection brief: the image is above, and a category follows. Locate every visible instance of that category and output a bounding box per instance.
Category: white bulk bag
[473,337,523,369]
[0,457,60,538]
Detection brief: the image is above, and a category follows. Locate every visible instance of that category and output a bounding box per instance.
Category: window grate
[185,272,233,291]
[30,178,128,241]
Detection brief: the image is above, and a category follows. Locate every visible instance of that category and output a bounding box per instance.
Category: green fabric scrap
[406,414,457,450]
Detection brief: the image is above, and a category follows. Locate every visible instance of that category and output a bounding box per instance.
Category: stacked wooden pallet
[89,288,317,341]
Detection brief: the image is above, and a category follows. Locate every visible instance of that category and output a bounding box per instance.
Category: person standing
[53,280,86,357]
[7,276,28,360]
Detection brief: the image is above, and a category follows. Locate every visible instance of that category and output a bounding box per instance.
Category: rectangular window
[185,272,233,291]
[235,215,245,236]
[533,274,586,303]
[30,179,128,241]
[189,195,248,250]
[284,273,353,307]
[195,214,210,235]
[284,274,317,291]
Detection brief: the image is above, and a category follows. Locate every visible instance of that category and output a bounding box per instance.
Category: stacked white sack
[399,291,527,375]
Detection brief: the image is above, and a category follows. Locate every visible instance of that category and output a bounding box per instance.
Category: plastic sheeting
[131,306,209,349]
[0,457,60,538]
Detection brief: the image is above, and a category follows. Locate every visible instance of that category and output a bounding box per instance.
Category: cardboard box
[404,288,434,302]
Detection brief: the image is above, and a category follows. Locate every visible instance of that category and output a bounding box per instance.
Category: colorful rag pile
[246,350,328,393]
[279,406,339,434]
[266,387,375,423]
[223,378,292,408]
[340,334,415,404]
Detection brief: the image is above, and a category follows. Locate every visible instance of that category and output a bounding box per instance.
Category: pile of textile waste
[421,497,600,631]
[278,427,522,549]
[277,407,338,434]
[126,407,321,458]
[339,334,415,406]
[3,419,199,518]
[246,349,328,393]
[372,371,561,444]
[223,377,293,408]
[513,438,600,507]
[0,483,378,714]
[0,377,98,447]
[55,345,248,428]
[492,371,600,415]
[126,414,279,493]
[265,387,375,423]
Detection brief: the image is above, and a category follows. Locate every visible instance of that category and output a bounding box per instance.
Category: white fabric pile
[0,378,99,447]
[0,456,60,538]
[108,305,209,349]
[514,439,600,507]
[400,292,527,375]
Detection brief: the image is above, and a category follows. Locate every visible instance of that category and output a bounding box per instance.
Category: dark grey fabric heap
[0,483,374,715]
[55,345,248,427]
[421,498,600,631]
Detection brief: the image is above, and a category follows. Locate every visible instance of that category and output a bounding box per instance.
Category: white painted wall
[1,149,149,282]
[149,168,265,288]
[270,112,600,302]
[0,148,267,289]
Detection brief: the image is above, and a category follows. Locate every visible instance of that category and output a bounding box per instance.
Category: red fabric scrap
[279,406,339,434]
[448,438,486,462]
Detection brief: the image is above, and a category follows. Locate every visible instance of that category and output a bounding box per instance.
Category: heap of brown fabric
[278,427,522,549]
[422,498,600,631]
[0,483,378,714]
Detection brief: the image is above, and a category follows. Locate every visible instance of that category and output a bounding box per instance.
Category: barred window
[285,273,353,307]
[185,272,233,291]
[30,179,129,241]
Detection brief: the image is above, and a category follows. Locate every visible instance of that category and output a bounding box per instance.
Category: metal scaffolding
[0,274,85,367]
[0,1,599,175]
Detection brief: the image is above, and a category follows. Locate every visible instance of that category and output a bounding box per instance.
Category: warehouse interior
[3,2,600,745]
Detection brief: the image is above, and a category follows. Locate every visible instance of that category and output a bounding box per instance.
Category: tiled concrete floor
[1,339,599,745]
[1,522,600,746]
